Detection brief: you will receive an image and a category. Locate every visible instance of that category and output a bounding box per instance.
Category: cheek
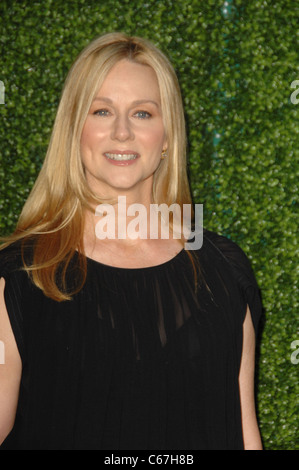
[80,125,99,171]
[80,122,97,151]
[143,125,166,150]
[80,119,107,151]
[80,124,91,156]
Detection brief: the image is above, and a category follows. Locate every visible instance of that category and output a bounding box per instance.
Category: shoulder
[0,242,29,277]
[0,242,34,290]
[203,229,252,268]
[0,243,23,278]
[202,229,258,287]
[0,242,32,304]
[0,243,32,364]
[199,229,262,333]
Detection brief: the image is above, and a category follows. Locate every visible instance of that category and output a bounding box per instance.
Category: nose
[111,114,134,142]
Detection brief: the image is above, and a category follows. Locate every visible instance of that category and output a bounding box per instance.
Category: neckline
[83,248,185,272]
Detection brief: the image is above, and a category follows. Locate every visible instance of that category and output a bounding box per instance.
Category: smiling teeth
[105,153,138,161]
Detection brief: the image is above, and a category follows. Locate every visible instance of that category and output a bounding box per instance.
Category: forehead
[95,59,161,102]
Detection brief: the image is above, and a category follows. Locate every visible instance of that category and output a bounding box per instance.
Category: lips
[104,151,140,161]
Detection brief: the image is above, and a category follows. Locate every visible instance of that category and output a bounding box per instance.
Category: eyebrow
[92,96,160,108]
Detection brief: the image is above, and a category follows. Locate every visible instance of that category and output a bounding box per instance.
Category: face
[80,59,167,200]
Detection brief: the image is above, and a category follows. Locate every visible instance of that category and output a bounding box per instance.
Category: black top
[0,230,262,450]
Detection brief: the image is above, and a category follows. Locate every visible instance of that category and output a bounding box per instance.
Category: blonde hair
[1,32,194,301]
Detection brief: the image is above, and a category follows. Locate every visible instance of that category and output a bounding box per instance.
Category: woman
[0,32,263,449]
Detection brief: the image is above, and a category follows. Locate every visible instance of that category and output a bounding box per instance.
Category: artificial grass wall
[0,0,298,449]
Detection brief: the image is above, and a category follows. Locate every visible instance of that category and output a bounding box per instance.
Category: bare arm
[0,277,22,445]
[239,305,263,450]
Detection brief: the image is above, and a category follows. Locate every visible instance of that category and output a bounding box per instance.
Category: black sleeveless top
[0,230,262,450]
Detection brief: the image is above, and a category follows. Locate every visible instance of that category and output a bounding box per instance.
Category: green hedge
[0,0,298,449]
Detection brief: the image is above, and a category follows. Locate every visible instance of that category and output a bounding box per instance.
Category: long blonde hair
[1,32,194,301]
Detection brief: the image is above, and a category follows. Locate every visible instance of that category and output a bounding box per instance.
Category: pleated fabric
[0,230,262,450]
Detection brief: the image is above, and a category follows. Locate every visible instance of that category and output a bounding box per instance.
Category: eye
[134,110,152,119]
[93,108,110,117]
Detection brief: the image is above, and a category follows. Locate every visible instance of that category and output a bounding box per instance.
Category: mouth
[104,152,140,161]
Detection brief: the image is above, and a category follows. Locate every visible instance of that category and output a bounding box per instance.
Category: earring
[161,149,168,160]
